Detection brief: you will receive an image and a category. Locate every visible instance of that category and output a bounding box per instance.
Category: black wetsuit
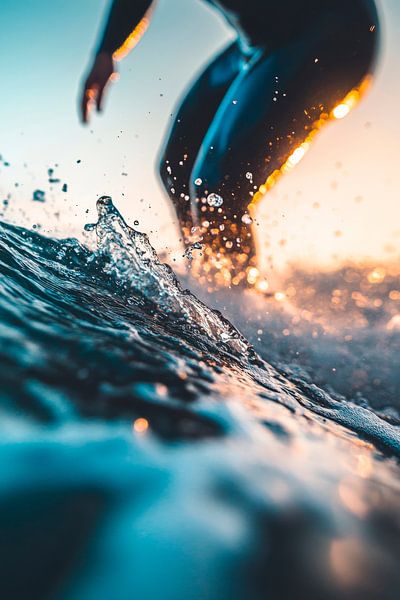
[98,1,378,55]
[96,0,379,284]
[205,0,378,48]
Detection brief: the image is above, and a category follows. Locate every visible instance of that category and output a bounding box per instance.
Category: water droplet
[96,195,117,218]
[134,220,139,226]
[194,178,203,186]
[84,223,96,232]
[241,214,253,225]
[184,241,203,261]
[207,193,223,207]
[33,189,45,202]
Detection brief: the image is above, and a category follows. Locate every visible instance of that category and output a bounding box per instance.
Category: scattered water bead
[246,172,253,180]
[241,214,253,225]
[48,169,60,183]
[207,193,223,207]
[194,178,203,186]
[62,183,68,193]
[184,241,204,261]
[33,190,45,202]
[1,185,400,600]
[84,223,96,232]
[134,220,139,226]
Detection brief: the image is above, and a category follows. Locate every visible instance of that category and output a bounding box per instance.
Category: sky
[1,0,400,269]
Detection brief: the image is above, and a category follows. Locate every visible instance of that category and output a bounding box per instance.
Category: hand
[80,52,116,124]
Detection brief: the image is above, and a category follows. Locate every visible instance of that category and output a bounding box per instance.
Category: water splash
[86,197,400,455]
[90,196,251,357]
[0,196,400,598]
[183,241,203,261]
[206,193,224,207]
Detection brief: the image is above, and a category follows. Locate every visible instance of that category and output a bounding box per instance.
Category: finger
[81,87,96,124]
[80,91,89,124]
[96,84,105,112]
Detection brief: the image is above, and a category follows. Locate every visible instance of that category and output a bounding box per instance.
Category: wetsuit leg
[158,41,245,241]
[190,13,378,283]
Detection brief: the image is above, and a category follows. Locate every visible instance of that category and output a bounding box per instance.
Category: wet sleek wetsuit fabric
[98,1,378,55]
[98,0,153,54]
[96,0,379,276]
[158,1,378,246]
[204,0,378,49]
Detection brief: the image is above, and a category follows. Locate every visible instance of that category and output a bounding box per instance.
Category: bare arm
[80,0,155,123]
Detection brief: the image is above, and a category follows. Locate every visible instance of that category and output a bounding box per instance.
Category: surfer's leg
[158,41,244,242]
[191,12,379,285]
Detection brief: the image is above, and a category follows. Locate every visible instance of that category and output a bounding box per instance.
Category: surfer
[80,0,379,287]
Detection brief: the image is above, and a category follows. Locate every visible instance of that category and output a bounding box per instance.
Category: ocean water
[0,197,399,599]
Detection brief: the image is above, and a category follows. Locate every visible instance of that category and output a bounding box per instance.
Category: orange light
[250,76,372,207]
[112,3,156,61]
[274,292,286,302]
[286,142,310,168]
[256,279,269,293]
[247,266,259,285]
[332,88,361,119]
[133,418,149,433]
[367,267,386,284]
[332,103,351,119]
